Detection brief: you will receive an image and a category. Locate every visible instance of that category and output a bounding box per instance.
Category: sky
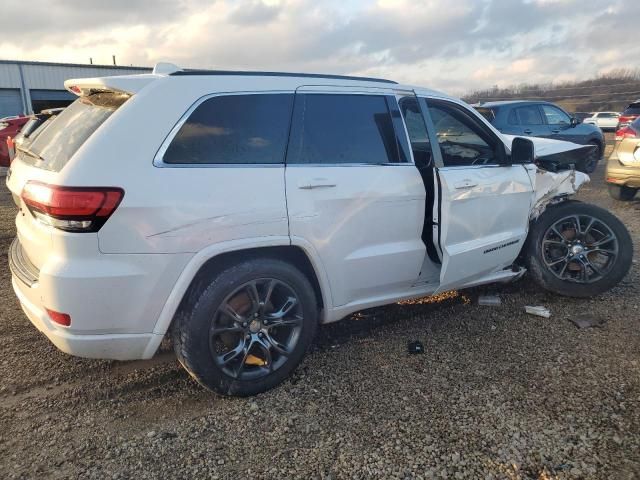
[0,0,638,96]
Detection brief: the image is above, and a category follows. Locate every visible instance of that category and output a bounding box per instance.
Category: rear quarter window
[162,94,294,165]
[24,92,129,172]
[623,103,640,115]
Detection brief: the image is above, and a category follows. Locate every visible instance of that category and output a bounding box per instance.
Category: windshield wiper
[16,144,45,162]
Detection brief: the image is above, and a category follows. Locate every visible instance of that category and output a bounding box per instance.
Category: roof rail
[170,69,397,84]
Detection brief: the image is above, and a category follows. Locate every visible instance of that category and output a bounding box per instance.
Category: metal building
[0,60,151,118]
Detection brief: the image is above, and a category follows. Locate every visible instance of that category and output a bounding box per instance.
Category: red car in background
[0,116,29,167]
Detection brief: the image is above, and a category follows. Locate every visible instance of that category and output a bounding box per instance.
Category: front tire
[577,141,601,174]
[526,201,633,298]
[172,258,318,396]
[608,184,638,201]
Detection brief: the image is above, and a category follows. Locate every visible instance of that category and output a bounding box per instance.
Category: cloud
[0,0,637,95]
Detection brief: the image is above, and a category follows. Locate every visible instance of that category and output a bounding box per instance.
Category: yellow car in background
[607,117,640,201]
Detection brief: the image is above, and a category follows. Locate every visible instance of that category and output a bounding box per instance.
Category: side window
[287,94,404,164]
[507,109,519,125]
[541,105,571,125]
[399,97,432,167]
[516,106,543,125]
[427,101,502,167]
[163,94,293,164]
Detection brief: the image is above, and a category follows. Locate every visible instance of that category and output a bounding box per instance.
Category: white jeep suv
[7,63,632,396]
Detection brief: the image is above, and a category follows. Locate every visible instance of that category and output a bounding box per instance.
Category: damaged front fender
[530,168,590,219]
[502,134,592,219]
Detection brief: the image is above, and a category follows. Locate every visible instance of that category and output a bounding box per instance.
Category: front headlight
[0,122,9,130]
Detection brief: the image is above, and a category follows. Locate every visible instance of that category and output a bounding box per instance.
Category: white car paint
[6,66,589,361]
[584,112,619,130]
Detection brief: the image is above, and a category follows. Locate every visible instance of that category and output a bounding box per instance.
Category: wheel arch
[144,239,332,357]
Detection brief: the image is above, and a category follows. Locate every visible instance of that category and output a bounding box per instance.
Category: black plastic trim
[8,238,39,287]
[171,69,397,84]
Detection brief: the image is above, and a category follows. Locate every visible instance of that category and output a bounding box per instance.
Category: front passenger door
[424,98,535,291]
[540,104,580,143]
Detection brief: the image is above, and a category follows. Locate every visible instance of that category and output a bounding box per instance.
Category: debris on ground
[478,295,501,306]
[407,341,424,354]
[569,313,608,329]
[525,305,551,318]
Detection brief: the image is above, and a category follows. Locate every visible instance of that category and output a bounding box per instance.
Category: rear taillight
[615,126,638,141]
[6,136,15,163]
[21,181,124,232]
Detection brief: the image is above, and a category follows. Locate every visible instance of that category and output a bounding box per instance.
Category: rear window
[475,107,496,122]
[623,103,640,115]
[22,92,128,171]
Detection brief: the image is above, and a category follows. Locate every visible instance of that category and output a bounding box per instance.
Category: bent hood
[501,134,595,164]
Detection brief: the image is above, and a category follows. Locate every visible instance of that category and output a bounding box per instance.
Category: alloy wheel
[541,214,618,283]
[209,279,303,380]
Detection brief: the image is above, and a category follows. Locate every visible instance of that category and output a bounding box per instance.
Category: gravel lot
[1,136,639,479]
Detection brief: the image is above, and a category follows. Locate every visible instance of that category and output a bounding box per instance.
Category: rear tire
[526,201,633,298]
[608,184,638,201]
[172,257,318,396]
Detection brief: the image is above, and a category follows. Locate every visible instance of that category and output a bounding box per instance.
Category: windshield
[22,92,129,171]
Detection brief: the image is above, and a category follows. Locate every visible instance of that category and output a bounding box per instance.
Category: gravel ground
[1,136,639,479]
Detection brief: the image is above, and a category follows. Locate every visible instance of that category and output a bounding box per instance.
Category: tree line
[462,69,640,113]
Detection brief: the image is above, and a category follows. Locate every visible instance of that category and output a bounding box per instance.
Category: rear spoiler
[64,74,158,97]
[64,62,182,97]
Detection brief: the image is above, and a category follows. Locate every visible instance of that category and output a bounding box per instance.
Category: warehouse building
[0,60,151,118]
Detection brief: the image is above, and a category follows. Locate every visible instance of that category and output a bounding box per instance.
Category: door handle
[552,129,560,134]
[453,179,478,189]
[298,178,337,189]
[523,129,533,134]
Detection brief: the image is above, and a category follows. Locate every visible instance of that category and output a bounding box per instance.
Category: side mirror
[570,117,579,127]
[511,137,535,164]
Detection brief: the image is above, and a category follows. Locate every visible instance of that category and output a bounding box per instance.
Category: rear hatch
[6,92,130,270]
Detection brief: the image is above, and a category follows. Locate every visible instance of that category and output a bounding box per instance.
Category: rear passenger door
[514,104,551,137]
[285,87,426,308]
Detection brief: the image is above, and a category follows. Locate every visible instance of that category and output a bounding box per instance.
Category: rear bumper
[12,277,162,360]
[8,238,191,360]
[606,157,640,188]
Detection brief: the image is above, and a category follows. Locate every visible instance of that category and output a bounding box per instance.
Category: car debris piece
[478,295,501,306]
[408,341,424,354]
[569,314,607,329]
[525,306,551,318]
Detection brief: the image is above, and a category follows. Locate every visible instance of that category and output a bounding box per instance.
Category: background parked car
[7,108,65,162]
[584,111,620,131]
[0,116,28,167]
[573,112,593,122]
[475,100,605,173]
[617,100,640,128]
[606,116,640,201]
